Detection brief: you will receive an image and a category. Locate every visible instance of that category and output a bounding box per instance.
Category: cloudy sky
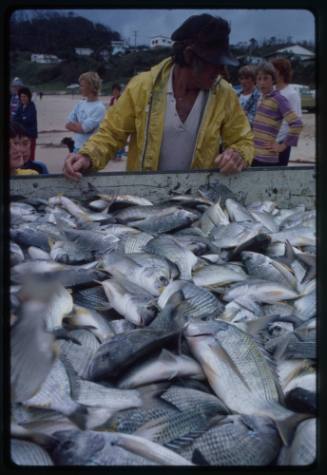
[19,8,315,46]
[65,9,315,46]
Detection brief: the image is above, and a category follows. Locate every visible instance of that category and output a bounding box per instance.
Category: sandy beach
[33,94,316,174]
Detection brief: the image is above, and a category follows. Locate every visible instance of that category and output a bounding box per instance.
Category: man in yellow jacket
[63,14,254,181]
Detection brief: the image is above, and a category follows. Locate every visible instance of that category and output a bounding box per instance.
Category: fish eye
[147,305,157,313]
[61,440,74,450]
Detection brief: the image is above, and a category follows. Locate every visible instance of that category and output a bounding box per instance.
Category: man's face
[256,72,274,95]
[190,51,222,90]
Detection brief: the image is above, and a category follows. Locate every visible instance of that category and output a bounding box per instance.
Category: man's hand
[214,148,246,175]
[63,153,91,181]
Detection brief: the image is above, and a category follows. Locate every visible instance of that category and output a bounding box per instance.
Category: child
[237,65,261,127]
[270,57,302,166]
[65,71,106,152]
[252,62,303,166]
[10,122,38,176]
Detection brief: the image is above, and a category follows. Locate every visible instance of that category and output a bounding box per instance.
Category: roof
[275,45,314,57]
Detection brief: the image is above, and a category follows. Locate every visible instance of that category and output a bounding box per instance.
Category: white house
[266,45,315,61]
[75,47,94,56]
[150,36,172,49]
[111,40,129,55]
[31,54,61,64]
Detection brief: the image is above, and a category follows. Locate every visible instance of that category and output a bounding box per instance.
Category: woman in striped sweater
[252,62,303,167]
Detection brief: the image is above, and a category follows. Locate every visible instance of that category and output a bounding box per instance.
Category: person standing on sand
[252,62,303,167]
[10,77,24,119]
[270,57,302,166]
[63,14,254,180]
[65,71,106,152]
[13,86,38,162]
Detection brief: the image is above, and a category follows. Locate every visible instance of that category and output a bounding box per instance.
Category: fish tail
[274,411,311,446]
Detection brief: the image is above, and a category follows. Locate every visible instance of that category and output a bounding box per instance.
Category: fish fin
[234,297,261,315]
[192,448,210,466]
[282,240,297,265]
[159,349,177,362]
[138,382,171,407]
[68,405,88,430]
[84,406,113,430]
[135,415,169,438]
[52,327,82,345]
[275,412,311,446]
[164,430,207,451]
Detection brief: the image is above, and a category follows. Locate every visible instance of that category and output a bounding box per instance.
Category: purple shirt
[253,90,303,163]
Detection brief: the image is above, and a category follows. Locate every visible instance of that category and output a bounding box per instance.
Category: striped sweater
[253,90,303,163]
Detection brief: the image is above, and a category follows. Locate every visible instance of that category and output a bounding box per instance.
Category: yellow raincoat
[80,57,254,171]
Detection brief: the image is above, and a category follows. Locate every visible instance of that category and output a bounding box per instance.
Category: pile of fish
[10,181,316,466]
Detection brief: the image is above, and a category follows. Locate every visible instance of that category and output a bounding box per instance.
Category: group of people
[63,13,304,181]
[237,57,302,167]
[10,13,304,179]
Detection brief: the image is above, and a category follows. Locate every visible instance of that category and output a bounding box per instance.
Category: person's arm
[65,105,80,131]
[268,95,303,153]
[78,84,136,171]
[215,90,255,174]
[79,104,106,133]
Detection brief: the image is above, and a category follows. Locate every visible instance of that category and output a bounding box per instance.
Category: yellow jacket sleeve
[79,81,137,171]
[221,90,255,166]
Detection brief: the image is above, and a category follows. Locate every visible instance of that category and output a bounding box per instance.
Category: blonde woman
[65,71,106,151]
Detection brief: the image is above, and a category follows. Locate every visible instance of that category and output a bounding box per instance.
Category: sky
[62,9,315,46]
[17,8,315,47]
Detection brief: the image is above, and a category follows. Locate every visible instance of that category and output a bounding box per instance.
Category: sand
[33,94,316,174]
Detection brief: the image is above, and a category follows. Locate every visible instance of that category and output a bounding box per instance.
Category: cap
[171,14,239,67]
[11,77,24,86]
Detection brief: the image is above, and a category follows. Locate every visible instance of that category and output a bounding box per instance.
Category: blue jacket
[14,101,38,138]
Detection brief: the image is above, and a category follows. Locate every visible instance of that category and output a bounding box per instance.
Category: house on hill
[264,44,315,61]
[111,41,129,55]
[75,47,94,56]
[150,36,172,49]
[31,54,61,64]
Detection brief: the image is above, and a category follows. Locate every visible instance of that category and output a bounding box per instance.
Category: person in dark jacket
[14,86,38,162]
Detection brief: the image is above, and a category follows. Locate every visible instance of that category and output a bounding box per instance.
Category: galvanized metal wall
[10,167,315,209]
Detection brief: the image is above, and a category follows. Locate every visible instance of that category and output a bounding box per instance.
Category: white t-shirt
[158,67,208,171]
[239,93,252,109]
[276,85,302,143]
[66,99,106,151]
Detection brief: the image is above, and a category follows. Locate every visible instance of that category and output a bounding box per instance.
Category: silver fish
[180,415,281,465]
[11,439,54,465]
[52,429,192,465]
[241,251,297,289]
[118,349,204,389]
[100,278,157,326]
[145,235,198,280]
[100,251,169,296]
[184,320,307,445]
[11,301,57,403]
